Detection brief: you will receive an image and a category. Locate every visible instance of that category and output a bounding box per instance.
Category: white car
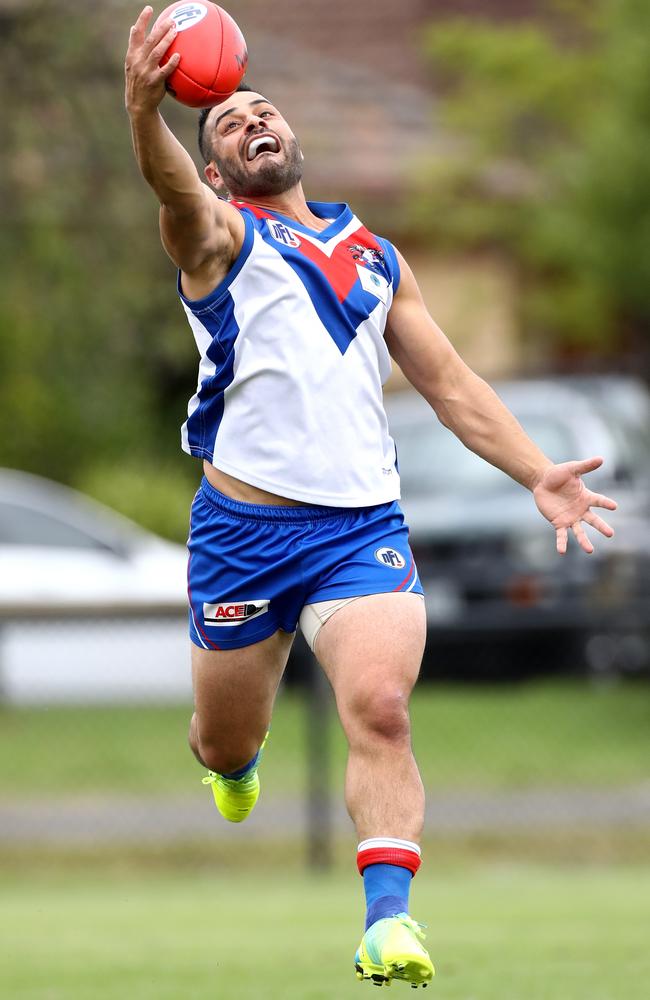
[0,469,191,703]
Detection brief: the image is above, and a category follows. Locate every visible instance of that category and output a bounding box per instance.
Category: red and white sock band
[357,837,422,876]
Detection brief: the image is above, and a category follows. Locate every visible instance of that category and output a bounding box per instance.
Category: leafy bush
[420,0,650,351]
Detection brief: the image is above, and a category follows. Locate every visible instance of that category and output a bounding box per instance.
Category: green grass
[1,864,649,999]
[2,680,648,797]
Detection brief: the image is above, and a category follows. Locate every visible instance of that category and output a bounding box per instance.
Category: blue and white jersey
[178,200,402,507]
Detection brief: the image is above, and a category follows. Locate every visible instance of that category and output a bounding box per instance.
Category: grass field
[2,863,649,999]
[2,680,648,796]
[2,681,648,996]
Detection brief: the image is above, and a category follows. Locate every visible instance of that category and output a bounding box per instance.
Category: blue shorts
[187,477,423,650]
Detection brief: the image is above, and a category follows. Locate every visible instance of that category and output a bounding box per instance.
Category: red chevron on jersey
[234,202,382,305]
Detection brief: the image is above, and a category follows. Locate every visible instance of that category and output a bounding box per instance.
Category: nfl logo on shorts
[374,547,406,569]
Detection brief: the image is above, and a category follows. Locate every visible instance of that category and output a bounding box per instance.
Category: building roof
[237,0,434,212]
[229,0,549,217]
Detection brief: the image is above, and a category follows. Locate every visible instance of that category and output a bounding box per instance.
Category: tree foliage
[0,1,201,536]
[420,0,650,352]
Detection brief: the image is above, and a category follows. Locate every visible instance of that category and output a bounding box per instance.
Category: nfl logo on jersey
[267,219,301,247]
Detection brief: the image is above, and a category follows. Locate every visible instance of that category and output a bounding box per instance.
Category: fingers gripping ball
[155,2,248,108]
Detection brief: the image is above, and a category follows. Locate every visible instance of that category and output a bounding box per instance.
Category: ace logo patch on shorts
[203,599,270,626]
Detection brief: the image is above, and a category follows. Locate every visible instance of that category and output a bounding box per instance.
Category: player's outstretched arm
[125,6,240,275]
[385,249,617,553]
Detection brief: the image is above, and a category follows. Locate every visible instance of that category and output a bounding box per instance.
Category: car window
[601,420,650,478]
[0,501,116,550]
[393,416,576,497]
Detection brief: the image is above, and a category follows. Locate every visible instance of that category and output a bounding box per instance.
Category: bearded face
[207,94,304,199]
[213,133,303,198]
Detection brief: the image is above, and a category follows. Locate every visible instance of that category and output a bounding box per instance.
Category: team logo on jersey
[347,244,384,265]
[267,220,301,247]
[357,264,389,303]
[374,547,407,569]
[169,3,208,31]
[203,599,270,626]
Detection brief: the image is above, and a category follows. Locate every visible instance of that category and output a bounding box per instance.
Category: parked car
[0,469,190,702]
[0,468,190,608]
[384,377,650,679]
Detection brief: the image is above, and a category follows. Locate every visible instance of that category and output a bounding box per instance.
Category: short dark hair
[197,82,254,164]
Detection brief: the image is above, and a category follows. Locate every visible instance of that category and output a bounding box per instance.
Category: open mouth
[246,133,281,161]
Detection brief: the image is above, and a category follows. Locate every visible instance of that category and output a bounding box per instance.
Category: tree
[0,1,200,537]
[419,0,650,358]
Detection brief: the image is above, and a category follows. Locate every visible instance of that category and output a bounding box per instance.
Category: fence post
[0,623,5,703]
[306,653,333,870]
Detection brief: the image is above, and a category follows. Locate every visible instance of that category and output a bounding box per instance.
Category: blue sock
[222,750,260,780]
[363,863,412,930]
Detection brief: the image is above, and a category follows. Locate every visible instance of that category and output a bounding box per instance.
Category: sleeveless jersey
[178,200,402,507]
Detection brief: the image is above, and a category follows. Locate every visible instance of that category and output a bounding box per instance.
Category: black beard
[215,137,303,199]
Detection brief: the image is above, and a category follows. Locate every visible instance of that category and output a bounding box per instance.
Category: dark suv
[385,377,650,679]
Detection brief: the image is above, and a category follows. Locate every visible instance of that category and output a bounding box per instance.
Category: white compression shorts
[299,594,424,653]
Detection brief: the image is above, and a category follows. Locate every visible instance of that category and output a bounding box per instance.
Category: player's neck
[239,185,330,232]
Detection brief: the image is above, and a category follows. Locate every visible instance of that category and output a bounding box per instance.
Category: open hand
[532,457,617,555]
[125,6,180,115]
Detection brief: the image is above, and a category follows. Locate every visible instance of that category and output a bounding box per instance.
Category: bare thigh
[191,628,294,773]
[314,593,426,728]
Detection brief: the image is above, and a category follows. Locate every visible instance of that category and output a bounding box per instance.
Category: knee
[201,747,255,775]
[346,686,412,746]
[189,719,260,775]
[197,740,259,775]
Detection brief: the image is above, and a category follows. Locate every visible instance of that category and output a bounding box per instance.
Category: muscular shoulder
[162,187,246,301]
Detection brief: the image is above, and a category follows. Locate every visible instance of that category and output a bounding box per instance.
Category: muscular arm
[385,251,552,491]
[385,249,617,553]
[124,6,241,279]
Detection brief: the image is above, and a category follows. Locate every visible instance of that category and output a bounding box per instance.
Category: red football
[155,2,248,109]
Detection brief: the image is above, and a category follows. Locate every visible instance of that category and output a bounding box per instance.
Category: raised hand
[125,6,180,115]
[532,457,617,555]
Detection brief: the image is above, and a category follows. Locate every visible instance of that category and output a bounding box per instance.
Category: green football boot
[355,913,435,988]
[201,733,268,823]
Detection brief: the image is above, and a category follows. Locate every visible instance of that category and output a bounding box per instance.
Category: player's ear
[204,161,222,189]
